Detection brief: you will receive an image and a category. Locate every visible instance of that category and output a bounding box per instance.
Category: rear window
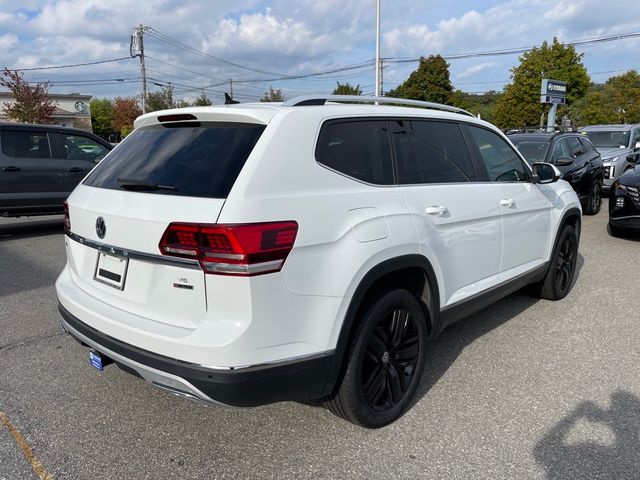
[83,122,265,198]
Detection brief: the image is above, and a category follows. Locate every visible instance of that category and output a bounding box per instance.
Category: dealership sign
[540,79,567,105]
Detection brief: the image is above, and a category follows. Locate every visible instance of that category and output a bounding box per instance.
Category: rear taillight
[159,221,298,276]
[63,202,71,232]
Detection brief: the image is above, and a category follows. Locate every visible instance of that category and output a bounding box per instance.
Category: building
[0,92,93,131]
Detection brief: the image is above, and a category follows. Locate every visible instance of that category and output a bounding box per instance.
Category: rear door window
[61,133,110,163]
[315,120,394,185]
[393,119,475,184]
[1,130,52,159]
[83,122,265,198]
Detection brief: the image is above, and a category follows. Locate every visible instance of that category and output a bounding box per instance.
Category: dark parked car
[0,123,112,217]
[609,166,640,236]
[508,131,604,215]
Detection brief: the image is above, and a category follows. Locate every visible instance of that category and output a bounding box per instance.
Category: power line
[8,57,131,72]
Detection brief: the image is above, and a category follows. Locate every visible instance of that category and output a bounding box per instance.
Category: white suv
[56,96,582,428]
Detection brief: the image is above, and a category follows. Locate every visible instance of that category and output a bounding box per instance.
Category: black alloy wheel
[584,180,602,215]
[537,225,578,300]
[326,289,428,428]
[362,308,420,411]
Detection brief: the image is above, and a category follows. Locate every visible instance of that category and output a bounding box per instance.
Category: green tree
[0,68,56,124]
[89,98,113,136]
[387,55,453,104]
[112,97,142,137]
[193,92,212,106]
[493,38,590,129]
[451,90,503,122]
[603,70,640,124]
[332,82,362,95]
[145,85,174,112]
[260,87,284,102]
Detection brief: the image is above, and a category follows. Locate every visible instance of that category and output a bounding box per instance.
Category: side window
[394,120,475,184]
[632,129,640,147]
[551,139,570,162]
[316,120,393,185]
[1,131,52,159]
[578,136,594,153]
[62,134,109,163]
[466,125,529,182]
[566,137,583,158]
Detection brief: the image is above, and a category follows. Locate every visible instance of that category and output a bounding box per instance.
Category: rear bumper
[58,303,334,407]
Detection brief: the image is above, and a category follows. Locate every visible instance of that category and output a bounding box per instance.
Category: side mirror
[532,162,561,184]
[555,156,574,166]
[635,141,640,150]
[627,153,639,164]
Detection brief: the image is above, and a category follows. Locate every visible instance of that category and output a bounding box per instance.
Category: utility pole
[374,0,381,97]
[229,79,234,99]
[130,25,148,113]
[380,59,384,95]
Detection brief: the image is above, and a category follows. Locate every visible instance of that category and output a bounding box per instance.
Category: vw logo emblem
[96,217,106,239]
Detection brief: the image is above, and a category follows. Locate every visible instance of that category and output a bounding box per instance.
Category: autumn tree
[493,38,590,128]
[90,98,113,137]
[260,87,284,102]
[0,68,56,124]
[387,55,453,104]
[193,92,212,106]
[332,82,362,95]
[112,97,142,137]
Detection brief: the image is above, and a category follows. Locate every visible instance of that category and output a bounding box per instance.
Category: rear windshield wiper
[116,177,177,191]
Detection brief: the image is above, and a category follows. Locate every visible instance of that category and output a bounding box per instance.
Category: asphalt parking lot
[1,202,639,480]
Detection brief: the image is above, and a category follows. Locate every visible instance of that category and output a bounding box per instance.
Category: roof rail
[282,95,476,117]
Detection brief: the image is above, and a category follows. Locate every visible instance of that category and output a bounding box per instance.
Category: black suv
[0,123,112,217]
[508,131,603,215]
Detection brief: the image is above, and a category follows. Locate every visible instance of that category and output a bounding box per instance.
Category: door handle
[425,206,448,216]
[2,166,21,172]
[500,198,515,208]
[66,167,84,173]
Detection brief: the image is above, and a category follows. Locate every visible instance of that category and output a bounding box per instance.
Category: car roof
[508,132,581,142]
[0,122,100,135]
[580,124,638,132]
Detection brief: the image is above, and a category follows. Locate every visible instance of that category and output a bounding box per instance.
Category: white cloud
[457,62,499,79]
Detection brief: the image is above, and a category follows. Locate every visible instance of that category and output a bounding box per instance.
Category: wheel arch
[321,254,440,397]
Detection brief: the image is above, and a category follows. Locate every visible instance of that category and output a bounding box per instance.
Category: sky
[0,0,639,104]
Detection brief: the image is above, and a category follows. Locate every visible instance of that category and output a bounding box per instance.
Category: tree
[90,98,113,136]
[260,87,284,102]
[145,85,174,112]
[386,55,453,104]
[451,90,503,122]
[0,68,56,124]
[193,92,212,106]
[112,97,142,137]
[332,82,362,95]
[493,38,590,128]
[571,71,640,125]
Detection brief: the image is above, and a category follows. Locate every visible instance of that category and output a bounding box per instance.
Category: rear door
[465,124,553,279]
[0,128,63,210]
[393,119,502,307]
[65,120,266,330]
[53,131,111,192]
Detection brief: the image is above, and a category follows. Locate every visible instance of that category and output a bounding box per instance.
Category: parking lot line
[0,411,54,480]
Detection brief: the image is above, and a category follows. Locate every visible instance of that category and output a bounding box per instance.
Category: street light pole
[375,0,381,97]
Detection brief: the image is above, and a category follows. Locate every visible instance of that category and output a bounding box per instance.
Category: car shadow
[413,251,585,403]
[0,217,64,241]
[534,390,640,480]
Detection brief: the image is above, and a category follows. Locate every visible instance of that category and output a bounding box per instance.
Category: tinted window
[467,126,529,182]
[566,137,583,157]
[393,120,475,184]
[84,122,265,198]
[584,130,629,148]
[632,129,640,145]
[578,136,594,153]
[1,131,51,159]
[551,138,571,162]
[316,120,393,185]
[512,140,549,163]
[62,134,110,163]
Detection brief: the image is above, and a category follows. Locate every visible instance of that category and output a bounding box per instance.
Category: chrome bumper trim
[58,315,228,406]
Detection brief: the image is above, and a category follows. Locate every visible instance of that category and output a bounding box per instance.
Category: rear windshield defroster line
[83,122,266,199]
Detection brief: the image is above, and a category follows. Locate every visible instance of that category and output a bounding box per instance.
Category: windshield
[584,131,630,149]
[511,140,549,163]
[83,122,265,198]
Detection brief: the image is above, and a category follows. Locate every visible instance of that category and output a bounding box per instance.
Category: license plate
[94,251,129,290]
[89,350,105,371]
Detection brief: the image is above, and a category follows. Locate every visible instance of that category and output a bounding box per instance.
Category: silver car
[580,124,640,191]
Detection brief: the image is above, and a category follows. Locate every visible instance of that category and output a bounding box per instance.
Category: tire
[325,289,428,428]
[537,225,578,300]
[583,180,602,215]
